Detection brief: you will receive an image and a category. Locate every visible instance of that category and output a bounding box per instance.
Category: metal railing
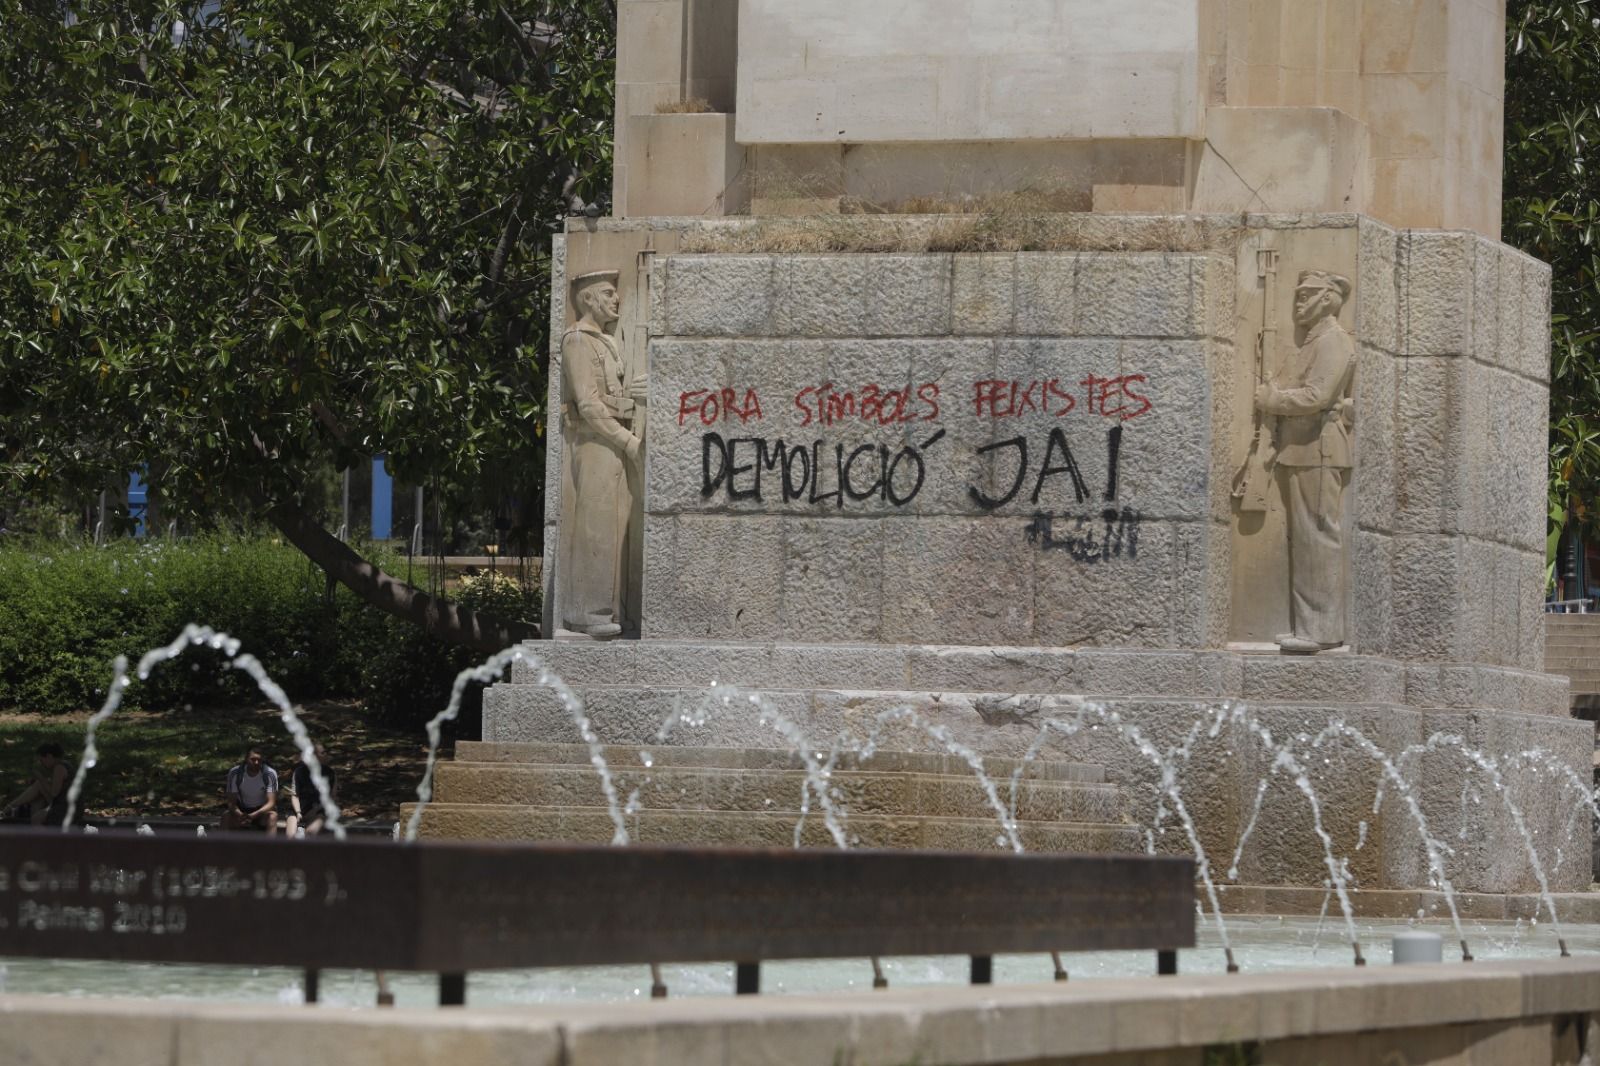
[1546,598,1595,614]
[0,831,1195,1007]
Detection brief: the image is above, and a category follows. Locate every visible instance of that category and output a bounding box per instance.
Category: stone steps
[1543,614,1600,698]
[453,741,1106,783]
[433,761,1126,823]
[406,803,1141,852]
[416,740,1138,855]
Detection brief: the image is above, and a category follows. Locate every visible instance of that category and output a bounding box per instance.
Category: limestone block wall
[1352,221,1553,672]
[543,215,1555,674]
[614,1,1508,237]
[642,249,1237,648]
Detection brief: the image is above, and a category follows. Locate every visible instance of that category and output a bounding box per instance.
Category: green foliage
[455,568,541,623]
[1202,1045,1261,1066]
[1505,1,1600,548]
[0,536,334,711]
[0,536,528,727]
[0,0,613,545]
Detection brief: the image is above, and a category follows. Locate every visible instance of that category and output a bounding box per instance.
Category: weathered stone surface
[771,255,869,336]
[1075,254,1220,338]
[433,762,1126,823]
[1032,519,1196,648]
[628,230,1552,663]
[878,518,1035,645]
[14,959,1600,1066]
[1389,533,1464,661]
[984,338,1213,520]
[413,803,1139,853]
[642,515,785,639]
[1470,234,1503,369]
[1392,356,1466,536]
[1014,254,1080,335]
[1169,520,1231,649]
[483,684,819,748]
[951,253,1016,335]
[1353,530,1395,656]
[1239,654,1406,704]
[865,254,954,335]
[1399,230,1473,356]
[1416,708,1594,893]
[1356,218,1400,353]
[1352,346,1396,534]
[499,642,1572,716]
[779,518,885,640]
[661,255,774,336]
[1501,249,1554,383]
[1469,367,1547,552]
[455,739,1108,782]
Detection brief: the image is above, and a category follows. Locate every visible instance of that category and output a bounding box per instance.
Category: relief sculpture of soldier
[559,269,646,639]
[1254,270,1355,654]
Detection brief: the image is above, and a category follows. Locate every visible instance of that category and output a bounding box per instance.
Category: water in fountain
[1393,732,1573,956]
[45,626,1597,990]
[404,645,629,845]
[60,624,344,839]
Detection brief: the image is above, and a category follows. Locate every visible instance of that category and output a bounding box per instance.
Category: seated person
[222,746,278,832]
[290,744,336,837]
[279,751,301,837]
[3,742,71,826]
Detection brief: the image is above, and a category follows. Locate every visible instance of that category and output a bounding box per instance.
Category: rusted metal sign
[0,829,1194,971]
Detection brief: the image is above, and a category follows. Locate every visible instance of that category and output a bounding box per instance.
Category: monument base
[482,639,1591,896]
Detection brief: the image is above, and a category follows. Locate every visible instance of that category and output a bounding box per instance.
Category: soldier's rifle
[1233,247,1278,513]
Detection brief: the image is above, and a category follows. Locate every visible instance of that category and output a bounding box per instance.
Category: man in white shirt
[223,746,279,832]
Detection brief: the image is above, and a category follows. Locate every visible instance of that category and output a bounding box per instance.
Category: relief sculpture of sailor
[1255,270,1355,654]
[559,269,645,638]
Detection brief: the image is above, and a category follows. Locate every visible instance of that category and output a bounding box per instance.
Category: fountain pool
[0,916,1588,1009]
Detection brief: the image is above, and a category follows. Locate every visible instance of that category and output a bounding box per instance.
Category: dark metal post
[970,955,993,985]
[303,968,320,1004]
[1157,949,1178,976]
[735,961,760,995]
[439,972,466,1006]
[650,963,667,999]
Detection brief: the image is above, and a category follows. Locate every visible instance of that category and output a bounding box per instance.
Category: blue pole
[371,456,392,540]
[128,469,148,538]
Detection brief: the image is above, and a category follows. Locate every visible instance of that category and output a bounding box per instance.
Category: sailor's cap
[571,269,620,290]
[1295,270,1352,301]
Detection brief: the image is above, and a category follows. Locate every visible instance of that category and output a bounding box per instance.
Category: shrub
[0,536,332,713]
[0,536,532,733]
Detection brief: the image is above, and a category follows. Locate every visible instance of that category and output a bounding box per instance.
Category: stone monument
[558,270,645,638]
[491,0,1590,901]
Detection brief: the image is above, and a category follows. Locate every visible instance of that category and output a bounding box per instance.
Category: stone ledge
[4,958,1599,1066]
[407,803,1140,852]
[1212,884,1600,924]
[501,640,1570,717]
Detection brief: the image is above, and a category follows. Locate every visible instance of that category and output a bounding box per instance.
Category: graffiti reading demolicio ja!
[686,378,1151,516]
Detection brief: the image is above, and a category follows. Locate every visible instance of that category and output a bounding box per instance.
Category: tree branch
[266,497,539,654]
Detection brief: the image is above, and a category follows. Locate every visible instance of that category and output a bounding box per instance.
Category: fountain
[5,2,1600,1063]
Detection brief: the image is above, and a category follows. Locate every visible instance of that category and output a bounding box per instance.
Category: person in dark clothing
[4,742,71,826]
[289,744,336,836]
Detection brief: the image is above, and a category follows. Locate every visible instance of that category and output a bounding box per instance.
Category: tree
[0,0,614,650]
[1505,0,1600,573]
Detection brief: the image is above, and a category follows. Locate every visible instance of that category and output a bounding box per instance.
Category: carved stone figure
[1254,270,1355,654]
[560,270,645,638]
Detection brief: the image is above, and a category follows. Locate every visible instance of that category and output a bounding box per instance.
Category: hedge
[0,536,539,729]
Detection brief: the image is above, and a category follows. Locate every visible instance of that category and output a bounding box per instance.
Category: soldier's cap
[571,269,619,292]
[1295,270,1352,301]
